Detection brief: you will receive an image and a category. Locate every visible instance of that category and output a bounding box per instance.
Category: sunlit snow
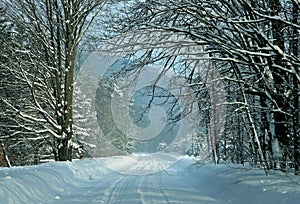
[0,155,299,204]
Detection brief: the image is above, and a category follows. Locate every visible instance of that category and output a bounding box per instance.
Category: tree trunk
[268,0,289,171]
[292,1,300,175]
[0,143,10,167]
[293,74,299,175]
[58,139,73,161]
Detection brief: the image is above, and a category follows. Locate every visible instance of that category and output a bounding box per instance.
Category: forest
[0,0,299,175]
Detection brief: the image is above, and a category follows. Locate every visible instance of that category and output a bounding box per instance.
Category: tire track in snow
[137,156,171,203]
[137,175,170,204]
[100,155,172,204]
[93,155,216,203]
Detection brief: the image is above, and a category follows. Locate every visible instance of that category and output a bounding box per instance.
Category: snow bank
[0,159,109,203]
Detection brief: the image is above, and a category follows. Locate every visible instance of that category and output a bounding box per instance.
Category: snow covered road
[0,154,300,203]
[90,155,217,204]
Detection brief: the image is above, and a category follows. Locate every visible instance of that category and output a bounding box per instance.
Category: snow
[0,155,299,204]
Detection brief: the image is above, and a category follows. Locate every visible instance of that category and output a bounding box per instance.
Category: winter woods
[104,0,300,174]
[0,0,299,175]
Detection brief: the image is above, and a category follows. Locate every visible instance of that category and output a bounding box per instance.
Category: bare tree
[1,0,104,162]
[104,0,299,173]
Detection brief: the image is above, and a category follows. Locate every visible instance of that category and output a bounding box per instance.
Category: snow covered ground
[0,154,299,204]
